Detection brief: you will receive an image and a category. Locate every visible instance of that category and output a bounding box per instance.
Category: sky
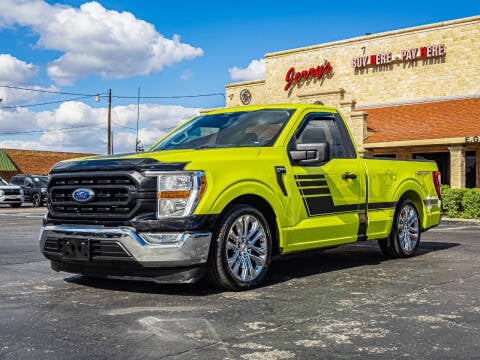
[0,1,478,155]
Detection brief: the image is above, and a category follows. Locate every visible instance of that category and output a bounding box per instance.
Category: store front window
[466,151,476,188]
[413,152,450,186]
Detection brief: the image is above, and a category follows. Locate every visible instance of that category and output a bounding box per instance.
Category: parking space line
[430,226,480,232]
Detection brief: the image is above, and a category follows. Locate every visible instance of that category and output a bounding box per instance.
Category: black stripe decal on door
[294,174,396,217]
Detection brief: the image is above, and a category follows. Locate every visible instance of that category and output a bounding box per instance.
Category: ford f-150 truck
[39,104,442,290]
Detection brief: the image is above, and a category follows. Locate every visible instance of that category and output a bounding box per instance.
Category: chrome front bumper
[39,225,212,267]
[0,194,24,204]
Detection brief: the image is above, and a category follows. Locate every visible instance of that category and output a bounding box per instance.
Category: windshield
[150,109,294,151]
[33,176,48,187]
[0,178,8,186]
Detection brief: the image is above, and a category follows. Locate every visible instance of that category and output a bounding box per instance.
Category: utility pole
[135,87,140,152]
[107,89,112,155]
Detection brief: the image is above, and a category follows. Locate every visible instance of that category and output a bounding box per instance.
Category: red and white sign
[284,61,332,91]
[352,44,445,68]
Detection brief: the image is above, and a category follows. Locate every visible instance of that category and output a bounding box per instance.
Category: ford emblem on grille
[72,188,95,203]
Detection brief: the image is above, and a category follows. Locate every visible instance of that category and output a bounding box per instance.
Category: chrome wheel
[206,204,273,290]
[378,199,421,259]
[225,214,268,282]
[397,204,420,254]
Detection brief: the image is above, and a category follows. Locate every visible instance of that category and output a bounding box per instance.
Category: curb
[441,217,480,225]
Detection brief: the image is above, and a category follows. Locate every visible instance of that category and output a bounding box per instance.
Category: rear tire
[206,204,272,291]
[378,199,421,258]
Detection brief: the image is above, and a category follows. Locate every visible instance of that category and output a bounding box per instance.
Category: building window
[466,151,476,188]
[413,152,450,186]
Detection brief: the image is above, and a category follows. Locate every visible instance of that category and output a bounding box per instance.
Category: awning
[0,149,17,171]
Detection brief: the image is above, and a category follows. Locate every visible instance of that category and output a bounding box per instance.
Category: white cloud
[0,54,57,106]
[0,101,199,154]
[180,69,193,81]
[0,107,38,132]
[0,139,49,150]
[0,84,59,108]
[36,101,103,128]
[0,54,38,84]
[0,1,203,85]
[229,58,266,81]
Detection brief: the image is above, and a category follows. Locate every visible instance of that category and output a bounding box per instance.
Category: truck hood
[49,148,264,174]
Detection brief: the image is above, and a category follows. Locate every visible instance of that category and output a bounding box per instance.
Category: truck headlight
[146,171,206,218]
[0,190,3,196]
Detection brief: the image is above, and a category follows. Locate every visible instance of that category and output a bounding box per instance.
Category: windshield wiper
[196,144,235,149]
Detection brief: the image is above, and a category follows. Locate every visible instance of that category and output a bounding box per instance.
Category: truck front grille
[48,173,143,220]
[3,189,21,196]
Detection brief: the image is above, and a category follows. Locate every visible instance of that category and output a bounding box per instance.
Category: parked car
[0,176,24,208]
[10,174,48,207]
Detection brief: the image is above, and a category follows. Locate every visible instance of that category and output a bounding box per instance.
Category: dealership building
[225,15,480,188]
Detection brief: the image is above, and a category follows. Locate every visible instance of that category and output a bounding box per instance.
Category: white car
[0,176,24,208]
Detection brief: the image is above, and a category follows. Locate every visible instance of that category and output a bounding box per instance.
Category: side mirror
[289,142,330,165]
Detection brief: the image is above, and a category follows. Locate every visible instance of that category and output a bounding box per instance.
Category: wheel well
[221,194,280,256]
[399,190,424,229]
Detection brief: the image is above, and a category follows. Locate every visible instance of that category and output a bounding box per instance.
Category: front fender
[208,180,289,227]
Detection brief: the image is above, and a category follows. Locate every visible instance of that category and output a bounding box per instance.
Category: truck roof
[205,103,339,115]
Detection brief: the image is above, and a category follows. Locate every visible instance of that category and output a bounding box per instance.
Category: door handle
[342,173,357,180]
[275,166,288,196]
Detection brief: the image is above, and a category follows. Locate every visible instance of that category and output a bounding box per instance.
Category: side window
[293,118,348,158]
[24,178,33,187]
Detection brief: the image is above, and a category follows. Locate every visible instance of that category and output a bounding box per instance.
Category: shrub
[461,189,480,219]
[441,186,467,218]
[440,186,480,219]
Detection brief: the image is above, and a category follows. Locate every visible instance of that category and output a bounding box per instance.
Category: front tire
[206,205,272,291]
[378,199,421,258]
[10,203,22,208]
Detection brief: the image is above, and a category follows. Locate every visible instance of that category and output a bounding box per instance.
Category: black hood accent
[50,156,188,174]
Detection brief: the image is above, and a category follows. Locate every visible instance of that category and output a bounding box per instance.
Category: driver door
[285,113,366,252]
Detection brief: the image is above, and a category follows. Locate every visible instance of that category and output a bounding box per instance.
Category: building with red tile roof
[0,149,94,181]
[364,97,480,144]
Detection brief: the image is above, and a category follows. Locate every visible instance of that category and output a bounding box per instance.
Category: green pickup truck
[40,104,442,290]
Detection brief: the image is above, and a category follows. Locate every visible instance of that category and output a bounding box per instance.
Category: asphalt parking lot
[0,207,479,359]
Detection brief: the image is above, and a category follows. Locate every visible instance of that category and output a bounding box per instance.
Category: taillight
[433,171,442,200]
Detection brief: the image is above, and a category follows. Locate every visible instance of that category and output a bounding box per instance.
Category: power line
[0,123,103,135]
[1,84,225,100]
[0,123,177,141]
[111,93,225,99]
[0,85,100,97]
[0,95,95,109]
[112,121,136,131]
